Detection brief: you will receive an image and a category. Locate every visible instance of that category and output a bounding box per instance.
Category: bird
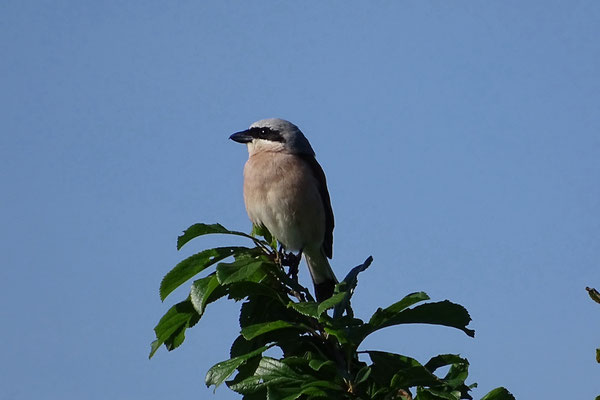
[229,118,337,301]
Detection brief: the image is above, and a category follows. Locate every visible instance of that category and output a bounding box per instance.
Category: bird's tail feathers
[304,249,337,302]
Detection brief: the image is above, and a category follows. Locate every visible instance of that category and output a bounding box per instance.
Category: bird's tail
[304,249,337,302]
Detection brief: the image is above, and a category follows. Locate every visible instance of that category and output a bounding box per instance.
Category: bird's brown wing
[299,154,334,259]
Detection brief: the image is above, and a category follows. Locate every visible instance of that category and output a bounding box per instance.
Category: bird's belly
[244,157,324,252]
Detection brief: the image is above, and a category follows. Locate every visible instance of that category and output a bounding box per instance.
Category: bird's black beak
[229,130,253,143]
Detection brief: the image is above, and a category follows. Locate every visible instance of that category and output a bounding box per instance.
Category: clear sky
[1,1,598,399]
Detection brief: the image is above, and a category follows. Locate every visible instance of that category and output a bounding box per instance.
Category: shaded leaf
[367,300,475,339]
[416,387,460,400]
[332,256,373,317]
[425,354,468,373]
[241,320,308,340]
[160,246,244,300]
[252,224,277,249]
[205,346,270,389]
[369,292,430,327]
[354,365,372,385]
[308,358,336,373]
[368,351,440,388]
[480,387,516,400]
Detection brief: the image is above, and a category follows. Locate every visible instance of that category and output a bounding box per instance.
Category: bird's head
[229,118,315,156]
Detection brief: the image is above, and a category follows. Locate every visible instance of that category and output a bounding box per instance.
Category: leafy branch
[150,223,514,400]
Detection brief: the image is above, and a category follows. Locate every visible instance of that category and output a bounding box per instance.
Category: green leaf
[288,301,319,318]
[217,257,267,285]
[596,348,600,363]
[308,358,336,373]
[368,351,440,388]
[205,346,270,389]
[416,387,460,400]
[317,291,347,315]
[369,292,430,326]
[160,246,244,300]
[368,300,475,338]
[178,223,233,249]
[480,387,516,400]
[354,365,372,385]
[241,320,308,340]
[190,273,226,315]
[255,357,305,384]
[266,385,330,400]
[424,354,468,373]
[177,223,261,250]
[252,224,277,249]
[149,299,199,358]
[229,281,285,302]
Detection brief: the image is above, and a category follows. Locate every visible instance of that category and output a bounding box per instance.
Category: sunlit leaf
[190,273,226,315]
[160,246,245,300]
[217,258,267,285]
[149,299,199,358]
[205,346,270,389]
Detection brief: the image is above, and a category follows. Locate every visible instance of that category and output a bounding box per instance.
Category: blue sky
[1,1,598,399]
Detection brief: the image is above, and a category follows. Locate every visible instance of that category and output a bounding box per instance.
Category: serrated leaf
[229,281,284,302]
[241,320,307,340]
[190,273,226,315]
[149,299,199,358]
[317,291,347,315]
[480,387,516,400]
[217,258,267,285]
[205,346,270,389]
[160,246,245,300]
[255,357,305,384]
[288,301,319,318]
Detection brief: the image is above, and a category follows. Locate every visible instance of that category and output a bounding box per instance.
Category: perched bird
[230,118,337,301]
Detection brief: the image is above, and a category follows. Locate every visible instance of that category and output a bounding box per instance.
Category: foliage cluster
[150,223,514,400]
